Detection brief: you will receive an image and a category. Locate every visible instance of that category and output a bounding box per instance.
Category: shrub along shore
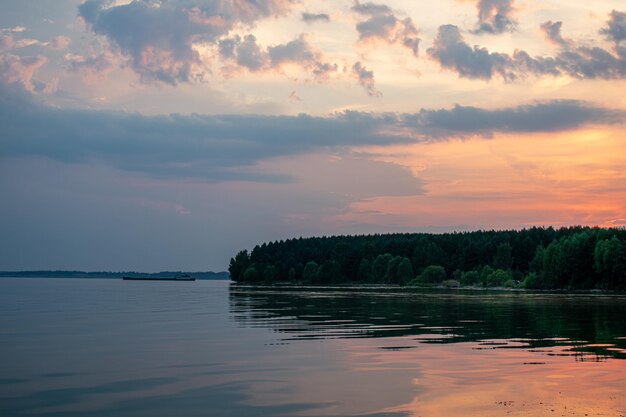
[229,227,626,290]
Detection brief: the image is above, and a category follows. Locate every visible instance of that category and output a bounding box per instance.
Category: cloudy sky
[1,0,625,272]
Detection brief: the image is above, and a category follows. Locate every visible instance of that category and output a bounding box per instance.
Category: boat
[123,274,196,281]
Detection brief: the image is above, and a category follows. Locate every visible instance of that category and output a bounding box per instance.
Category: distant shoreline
[0,271,230,280]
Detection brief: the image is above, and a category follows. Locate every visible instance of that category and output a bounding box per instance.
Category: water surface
[1,279,626,416]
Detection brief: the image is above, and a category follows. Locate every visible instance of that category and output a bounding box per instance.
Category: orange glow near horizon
[331,127,626,230]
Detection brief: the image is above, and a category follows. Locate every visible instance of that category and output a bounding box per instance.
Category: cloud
[352,61,381,97]
[3,26,26,33]
[301,12,330,23]
[1,83,622,182]
[78,0,298,84]
[0,32,42,52]
[219,34,338,80]
[219,34,267,71]
[352,0,420,57]
[540,20,570,48]
[0,27,70,51]
[0,34,13,52]
[0,54,49,92]
[428,15,626,81]
[428,24,522,80]
[49,36,71,50]
[469,0,516,34]
[406,100,624,137]
[288,90,302,101]
[601,10,626,44]
[65,51,116,82]
[268,35,318,65]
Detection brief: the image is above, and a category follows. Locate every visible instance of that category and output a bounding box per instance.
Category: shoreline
[229,282,626,295]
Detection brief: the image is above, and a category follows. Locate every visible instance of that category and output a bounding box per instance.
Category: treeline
[229,227,626,290]
[0,271,230,280]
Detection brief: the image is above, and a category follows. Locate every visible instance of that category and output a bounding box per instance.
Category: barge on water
[123,274,195,281]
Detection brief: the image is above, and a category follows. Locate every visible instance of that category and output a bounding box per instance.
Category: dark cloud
[221,34,267,71]
[352,61,381,97]
[601,10,626,44]
[428,25,519,80]
[78,0,297,84]
[352,1,392,15]
[301,12,330,23]
[65,51,116,80]
[406,100,623,137]
[268,35,317,65]
[540,20,570,48]
[1,83,622,181]
[471,0,516,34]
[219,34,338,79]
[0,83,400,182]
[428,16,626,81]
[352,1,420,57]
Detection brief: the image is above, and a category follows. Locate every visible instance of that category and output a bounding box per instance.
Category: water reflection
[2,280,625,417]
[229,286,626,361]
[230,286,626,416]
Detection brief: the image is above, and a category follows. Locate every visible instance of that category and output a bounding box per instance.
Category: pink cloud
[0,53,48,92]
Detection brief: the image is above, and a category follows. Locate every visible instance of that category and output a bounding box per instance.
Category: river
[1,279,625,416]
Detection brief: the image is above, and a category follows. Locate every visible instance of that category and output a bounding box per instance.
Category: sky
[0,0,625,272]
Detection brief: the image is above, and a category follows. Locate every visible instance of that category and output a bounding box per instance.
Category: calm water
[1,279,626,417]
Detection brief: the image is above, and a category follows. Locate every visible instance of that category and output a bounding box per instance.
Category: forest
[229,227,626,290]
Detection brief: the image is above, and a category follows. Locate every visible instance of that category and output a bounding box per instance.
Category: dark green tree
[229,227,626,290]
[263,265,278,282]
[243,265,260,282]
[461,270,480,286]
[493,242,513,270]
[318,260,342,284]
[397,257,414,285]
[594,237,626,289]
[357,258,372,282]
[418,265,447,283]
[372,253,393,283]
[288,267,297,281]
[384,256,403,284]
[229,250,250,282]
[302,261,319,283]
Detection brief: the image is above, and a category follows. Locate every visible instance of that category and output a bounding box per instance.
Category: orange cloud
[331,127,626,230]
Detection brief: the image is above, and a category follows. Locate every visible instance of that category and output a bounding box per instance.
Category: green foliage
[594,237,626,289]
[484,269,513,287]
[493,242,513,270]
[529,245,545,273]
[372,253,393,282]
[522,272,540,289]
[230,227,626,290]
[479,265,494,285]
[318,260,342,284]
[397,257,414,285]
[418,265,447,283]
[460,270,480,286]
[302,261,319,283]
[228,250,250,282]
[384,256,402,284]
[542,231,595,289]
[243,265,260,282]
[263,265,278,282]
[357,258,372,282]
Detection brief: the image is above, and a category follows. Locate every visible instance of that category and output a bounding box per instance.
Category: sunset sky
[1,0,625,271]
